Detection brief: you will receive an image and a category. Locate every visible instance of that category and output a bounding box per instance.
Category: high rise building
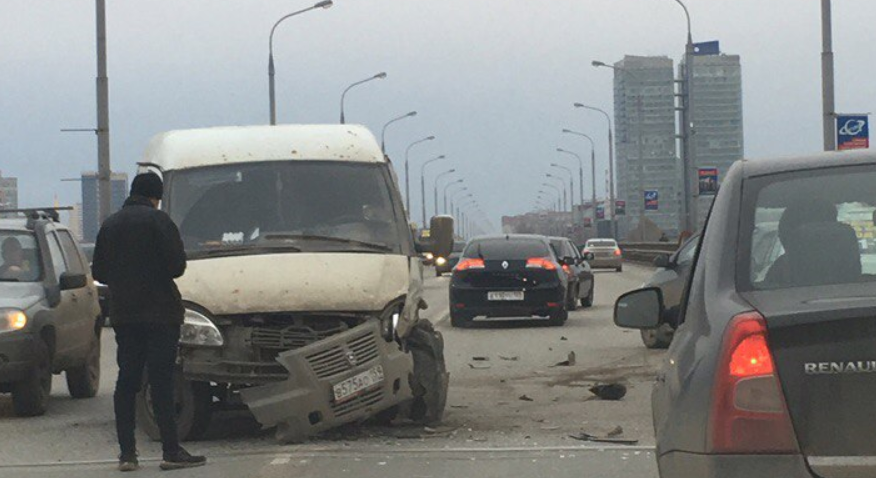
[684,47,744,228]
[613,56,680,238]
[0,171,18,217]
[81,172,128,243]
[68,203,84,241]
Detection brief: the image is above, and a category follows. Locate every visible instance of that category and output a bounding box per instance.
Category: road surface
[0,263,661,478]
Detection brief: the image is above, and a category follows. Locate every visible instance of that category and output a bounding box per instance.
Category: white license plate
[332,365,385,403]
[488,291,525,301]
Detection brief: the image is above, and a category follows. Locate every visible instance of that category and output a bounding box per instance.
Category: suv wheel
[406,320,449,425]
[581,285,594,308]
[66,333,101,399]
[136,371,212,441]
[12,338,53,416]
[566,285,579,311]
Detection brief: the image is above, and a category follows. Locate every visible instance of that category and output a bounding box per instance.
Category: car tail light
[613,248,622,257]
[709,311,798,454]
[455,258,485,271]
[562,264,571,274]
[526,257,557,270]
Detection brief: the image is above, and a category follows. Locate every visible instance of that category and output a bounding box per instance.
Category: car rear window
[742,165,876,290]
[587,240,617,248]
[464,239,549,260]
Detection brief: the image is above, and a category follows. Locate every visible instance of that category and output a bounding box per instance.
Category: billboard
[615,200,626,216]
[644,190,659,211]
[837,115,870,151]
[698,168,719,196]
[596,204,605,220]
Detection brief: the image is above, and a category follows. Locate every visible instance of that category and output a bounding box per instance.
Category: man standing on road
[92,172,206,472]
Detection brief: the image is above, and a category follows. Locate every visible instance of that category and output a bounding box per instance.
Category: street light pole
[434,169,456,217]
[444,181,465,215]
[340,72,387,124]
[542,183,562,213]
[381,111,416,153]
[822,0,836,151]
[404,136,435,217]
[575,104,616,239]
[268,0,333,126]
[420,155,446,227]
[556,148,582,219]
[550,163,575,214]
[671,0,696,233]
[95,0,111,224]
[546,175,568,212]
[562,131,598,225]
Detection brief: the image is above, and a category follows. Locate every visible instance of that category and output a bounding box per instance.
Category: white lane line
[0,445,656,469]
[270,454,292,466]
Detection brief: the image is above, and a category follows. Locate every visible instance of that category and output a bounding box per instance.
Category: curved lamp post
[404,136,435,216]
[574,103,616,238]
[420,155,446,227]
[561,131,597,223]
[268,0,334,125]
[434,169,456,218]
[443,181,465,215]
[380,111,416,153]
[340,72,387,124]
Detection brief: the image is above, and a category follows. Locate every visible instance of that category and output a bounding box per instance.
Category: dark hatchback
[449,235,568,327]
[615,150,876,478]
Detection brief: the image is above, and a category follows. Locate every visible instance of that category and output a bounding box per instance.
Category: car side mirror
[429,215,454,259]
[59,272,88,291]
[614,287,664,329]
[563,256,576,266]
[653,254,672,269]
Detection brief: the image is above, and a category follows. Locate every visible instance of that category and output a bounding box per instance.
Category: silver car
[582,238,623,272]
[615,151,876,477]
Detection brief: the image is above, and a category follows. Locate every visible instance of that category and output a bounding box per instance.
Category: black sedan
[549,237,594,310]
[449,235,568,327]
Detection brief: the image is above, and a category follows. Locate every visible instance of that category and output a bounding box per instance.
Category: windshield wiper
[262,234,393,252]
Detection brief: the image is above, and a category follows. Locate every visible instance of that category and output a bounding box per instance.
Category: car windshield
[165,161,404,256]
[464,239,549,260]
[0,231,41,282]
[744,166,876,290]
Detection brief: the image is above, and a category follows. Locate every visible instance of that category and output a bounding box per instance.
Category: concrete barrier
[619,242,679,264]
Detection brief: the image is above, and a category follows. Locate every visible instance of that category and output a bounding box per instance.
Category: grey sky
[1,1,874,226]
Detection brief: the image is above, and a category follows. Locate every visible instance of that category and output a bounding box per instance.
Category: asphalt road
[0,263,661,478]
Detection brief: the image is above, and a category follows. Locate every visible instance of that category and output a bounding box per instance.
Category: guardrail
[618,242,680,264]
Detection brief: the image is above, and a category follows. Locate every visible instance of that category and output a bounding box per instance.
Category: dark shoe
[118,451,139,472]
[160,448,206,471]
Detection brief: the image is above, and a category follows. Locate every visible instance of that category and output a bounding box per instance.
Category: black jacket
[92,196,187,326]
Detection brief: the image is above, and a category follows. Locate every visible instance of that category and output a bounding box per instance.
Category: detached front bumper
[239,321,413,443]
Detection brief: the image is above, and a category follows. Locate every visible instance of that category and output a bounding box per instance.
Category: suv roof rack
[2,207,72,227]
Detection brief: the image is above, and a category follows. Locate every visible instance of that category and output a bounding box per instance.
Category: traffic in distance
[2,1,874,477]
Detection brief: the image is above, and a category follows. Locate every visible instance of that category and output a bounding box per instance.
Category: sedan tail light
[526,257,558,271]
[613,248,622,257]
[454,258,485,271]
[709,311,798,454]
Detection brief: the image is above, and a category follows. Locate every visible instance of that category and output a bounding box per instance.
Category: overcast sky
[2,0,874,228]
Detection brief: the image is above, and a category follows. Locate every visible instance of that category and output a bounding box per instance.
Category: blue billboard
[644,190,659,211]
[837,115,870,151]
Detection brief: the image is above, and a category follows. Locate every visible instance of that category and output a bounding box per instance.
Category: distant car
[0,210,102,417]
[638,235,699,349]
[435,240,466,276]
[549,237,594,310]
[614,151,876,477]
[449,235,568,327]
[583,238,623,272]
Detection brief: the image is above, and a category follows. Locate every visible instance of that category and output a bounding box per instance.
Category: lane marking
[0,445,656,469]
[270,454,292,466]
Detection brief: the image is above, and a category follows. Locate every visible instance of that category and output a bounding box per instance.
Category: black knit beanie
[130,172,164,200]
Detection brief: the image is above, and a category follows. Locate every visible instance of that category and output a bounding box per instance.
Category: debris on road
[569,431,639,445]
[468,362,491,370]
[499,355,519,361]
[518,394,534,402]
[588,383,627,401]
[606,425,624,437]
[560,336,568,341]
[552,351,577,367]
[471,356,490,361]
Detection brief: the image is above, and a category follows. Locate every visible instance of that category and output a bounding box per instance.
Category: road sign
[698,168,719,196]
[644,190,659,211]
[837,115,869,151]
[615,200,626,216]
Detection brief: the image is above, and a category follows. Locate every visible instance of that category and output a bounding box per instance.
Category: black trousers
[113,323,181,455]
